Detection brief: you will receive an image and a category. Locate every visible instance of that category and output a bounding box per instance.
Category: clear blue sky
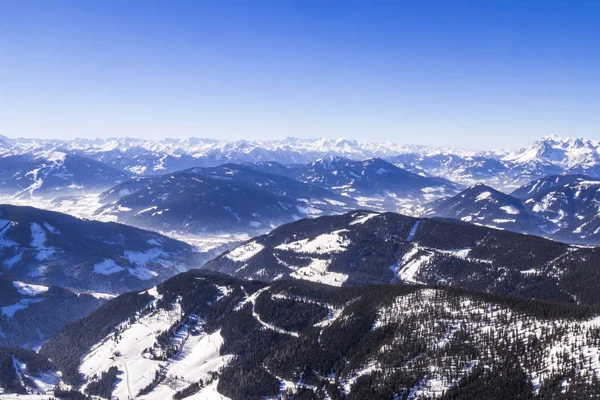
[1,0,599,149]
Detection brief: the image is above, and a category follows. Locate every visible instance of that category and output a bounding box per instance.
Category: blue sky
[1,0,598,149]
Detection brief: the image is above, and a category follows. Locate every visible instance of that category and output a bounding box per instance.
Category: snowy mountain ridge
[203,210,600,309]
[0,136,477,159]
[1,135,600,192]
[30,271,600,399]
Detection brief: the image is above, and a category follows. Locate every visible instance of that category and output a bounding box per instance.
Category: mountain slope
[96,164,356,234]
[203,210,600,309]
[505,135,600,178]
[512,174,600,244]
[293,156,461,213]
[0,204,197,293]
[0,152,130,198]
[423,183,552,236]
[0,276,105,348]
[38,271,600,399]
[389,153,518,190]
[0,346,59,395]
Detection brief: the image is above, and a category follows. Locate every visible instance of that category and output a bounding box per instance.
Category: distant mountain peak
[461,182,503,197]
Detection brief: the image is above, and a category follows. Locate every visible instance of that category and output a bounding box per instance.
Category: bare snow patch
[13,281,49,296]
[129,266,159,280]
[290,258,349,287]
[93,259,125,275]
[392,248,431,284]
[29,223,47,247]
[226,241,264,262]
[500,205,520,215]
[275,230,349,254]
[124,248,169,266]
[2,298,43,318]
[475,191,492,202]
[349,212,379,225]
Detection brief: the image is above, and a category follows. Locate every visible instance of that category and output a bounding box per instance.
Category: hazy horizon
[1,132,587,153]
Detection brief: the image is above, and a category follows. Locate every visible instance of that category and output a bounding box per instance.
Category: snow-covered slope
[0,346,61,395]
[392,135,600,190]
[0,277,104,348]
[203,210,600,309]
[423,183,552,236]
[505,135,600,176]
[290,156,461,214]
[389,152,519,190]
[0,152,129,198]
[34,271,600,399]
[421,175,600,245]
[512,174,600,244]
[0,204,197,293]
[96,164,357,234]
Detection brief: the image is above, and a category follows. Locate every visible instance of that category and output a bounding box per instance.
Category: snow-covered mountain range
[2,135,600,191]
[423,175,600,244]
[96,164,357,234]
[2,134,600,243]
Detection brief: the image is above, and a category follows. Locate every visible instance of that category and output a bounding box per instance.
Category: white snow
[475,191,492,202]
[11,357,60,394]
[392,247,431,284]
[500,205,520,215]
[275,230,349,254]
[93,259,125,275]
[290,258,349,287]
[451,248,471,258]
[78,291,234,400]
[520,269,539,275]
[134,205,158,216]
[2,298,43,317]
[43,222,61,234]
[129,266,159,280]
[124,247,170,266]
[29,222,57,260]
[349,212,379,225]
[225,241,264,262]
[29,222,47,247]
[13,281,49,296]
[94,258,159,280]
[151,329,234,398]
[86,292,118,300]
